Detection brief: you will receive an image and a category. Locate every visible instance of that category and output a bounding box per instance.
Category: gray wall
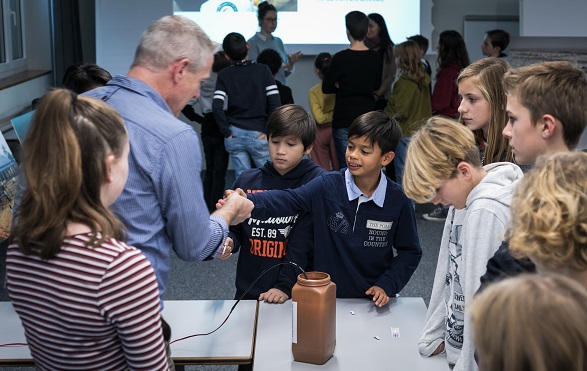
[79,0,97,63]
[521,0,587,36]
[95,0,172,76]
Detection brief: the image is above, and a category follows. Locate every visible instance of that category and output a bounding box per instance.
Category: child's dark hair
[257,48,282,76]
[62,64,112,94]
[267,104,316,150]
[407,34,429,54]
[345,11,368,41]
[222,32,247,61]
[314,52,332,76]
[257,1,276,21]
[348,111,402,154]
[486,29,510,52]
[213,51,230,73]
[437,30,470,71]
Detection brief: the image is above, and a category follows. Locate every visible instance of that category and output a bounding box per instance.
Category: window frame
[0,0,27,77]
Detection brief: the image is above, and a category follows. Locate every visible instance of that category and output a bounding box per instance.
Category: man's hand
[365,286,390,307]
[217,237,233,260]
[213,191,253,225]
[259,288,289,303]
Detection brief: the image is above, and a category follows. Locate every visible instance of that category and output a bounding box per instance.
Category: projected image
[176,0,418,52]
[175,0,297,12]
[0,135,19,241]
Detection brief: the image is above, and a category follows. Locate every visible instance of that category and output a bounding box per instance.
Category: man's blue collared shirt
[85,75,228,300]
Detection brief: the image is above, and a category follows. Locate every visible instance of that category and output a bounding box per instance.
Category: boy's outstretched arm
[212,192,253,226]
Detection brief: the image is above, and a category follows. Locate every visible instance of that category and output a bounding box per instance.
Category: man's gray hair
[132,15,218,73]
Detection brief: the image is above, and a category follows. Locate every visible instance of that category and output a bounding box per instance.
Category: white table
[0,299,258,367]
[163,299,258,365]
[253,298,449,370]
[0,301,31,367]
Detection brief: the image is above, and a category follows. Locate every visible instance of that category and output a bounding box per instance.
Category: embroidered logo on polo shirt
[327,212,349,234]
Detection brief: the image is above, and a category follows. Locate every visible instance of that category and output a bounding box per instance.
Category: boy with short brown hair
[480,60,587,288]
[228,111,421,307]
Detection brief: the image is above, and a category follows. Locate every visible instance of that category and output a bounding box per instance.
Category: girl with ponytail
[6,89,169,370]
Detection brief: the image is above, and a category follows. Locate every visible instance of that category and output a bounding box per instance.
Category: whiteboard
[463,15,519,63]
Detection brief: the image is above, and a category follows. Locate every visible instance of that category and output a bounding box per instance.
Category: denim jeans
[224,125,270,179]
[333,127,349,169]
[394,137,411,188]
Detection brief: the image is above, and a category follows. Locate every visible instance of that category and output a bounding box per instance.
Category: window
[0,0,26,76]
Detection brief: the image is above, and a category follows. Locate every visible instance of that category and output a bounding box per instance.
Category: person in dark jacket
[212,32,281,178]
[257,48,294,105]
[220,105,324,303]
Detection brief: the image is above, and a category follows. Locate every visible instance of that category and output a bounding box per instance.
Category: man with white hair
[85,16,253,362]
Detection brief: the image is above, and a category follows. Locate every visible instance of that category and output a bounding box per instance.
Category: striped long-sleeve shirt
[6,234,168,371]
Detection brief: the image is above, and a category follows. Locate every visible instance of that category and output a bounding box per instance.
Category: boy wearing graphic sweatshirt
[220,105,325,302]
[402,117,523,371]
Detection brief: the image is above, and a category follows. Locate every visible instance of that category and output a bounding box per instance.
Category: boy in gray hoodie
[402,116,523,371]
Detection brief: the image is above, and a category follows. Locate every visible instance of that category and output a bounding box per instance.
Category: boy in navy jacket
[220,105,325,302]
[224,111,422,307]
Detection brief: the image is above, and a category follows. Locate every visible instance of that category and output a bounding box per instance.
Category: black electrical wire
[169,261,307,345]
[0,342,27,347]
[0,261,307,348]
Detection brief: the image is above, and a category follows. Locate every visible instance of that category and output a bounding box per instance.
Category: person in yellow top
[308,52,339,171]
[385,40,432,186]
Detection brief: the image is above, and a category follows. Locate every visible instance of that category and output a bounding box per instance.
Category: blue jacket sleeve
[247,177,321,218]
[375,198,422,295]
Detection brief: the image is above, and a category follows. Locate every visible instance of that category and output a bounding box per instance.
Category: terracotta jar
[291,271,336,365]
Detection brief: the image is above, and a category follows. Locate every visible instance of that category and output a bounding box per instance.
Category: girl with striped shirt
[6,89,168,370]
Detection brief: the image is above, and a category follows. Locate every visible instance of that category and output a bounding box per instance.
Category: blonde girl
[457,57,513,164]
